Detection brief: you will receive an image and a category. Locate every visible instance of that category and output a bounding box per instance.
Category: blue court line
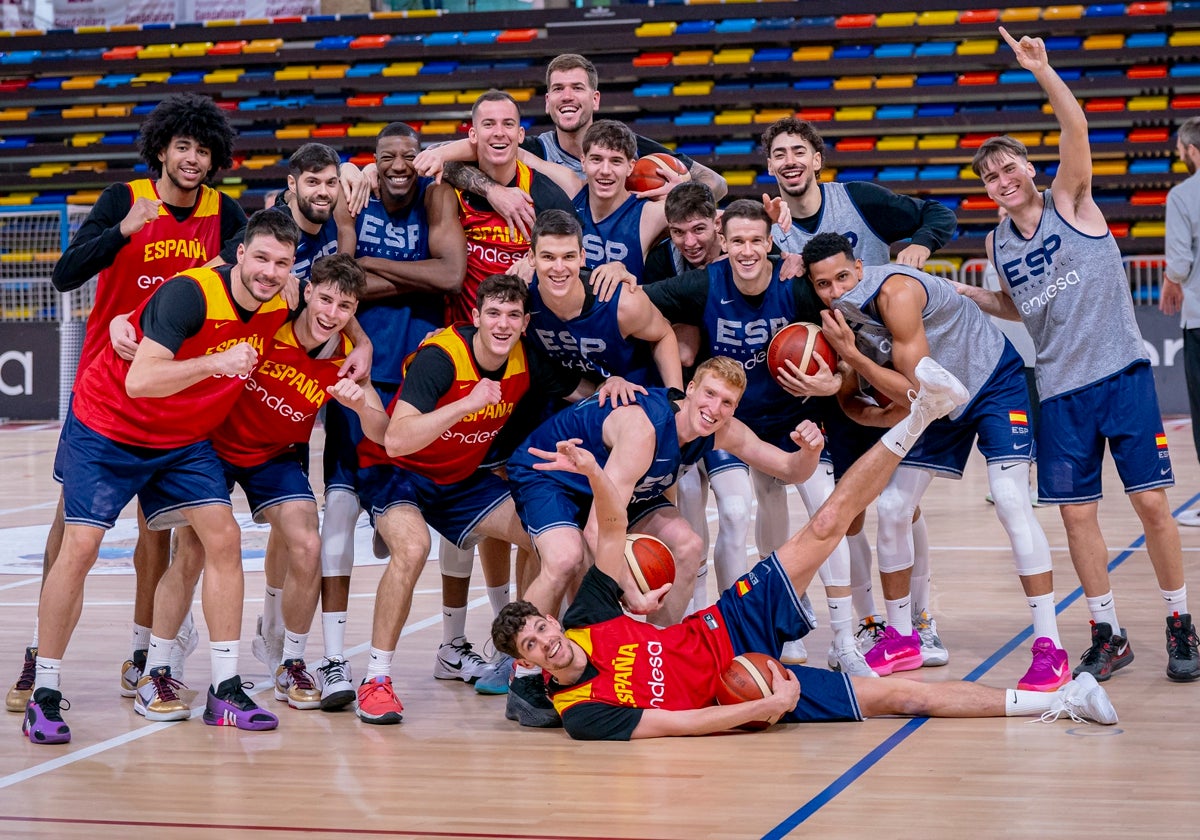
[762,490,1200,840]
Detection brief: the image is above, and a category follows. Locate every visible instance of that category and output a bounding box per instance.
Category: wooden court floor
[1,418,1199,839]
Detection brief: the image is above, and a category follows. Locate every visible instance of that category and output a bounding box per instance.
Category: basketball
[623,533,676,594]
[714,652,783,731]
[767,322,838,383]
[625,153,689,193]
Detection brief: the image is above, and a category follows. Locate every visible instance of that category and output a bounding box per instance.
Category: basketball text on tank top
[213,322,351,467]
[990,190,1147,400]
[527,278,659,385]
[771,182,891,266]
[353,185,443,385]
[79,180,225,373]
[356,326,531,484]
[72,266,290,448]
[572,188,648,278]
[833,264,1006,420]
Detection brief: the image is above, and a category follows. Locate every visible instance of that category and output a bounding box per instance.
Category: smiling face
[978,151,1037,213]
[532,233,583,296]
[376,134,420,205]
[235,233,295,306]
[581,144,632,202]
[766,132,822,200]
[470,98,525,172]
[288,163,340,226]
[668,214,721,268]
[472,294,530,365]
[157,135,212,196]
[545,67,600,135]
[807,251,863,308]
[684,369,743,437]
[719,216,773,287]
[301,280,358,346]
[513,613,577,671]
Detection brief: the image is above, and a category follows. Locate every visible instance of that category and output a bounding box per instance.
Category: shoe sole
[505,696,562,728]
[1017,673,1071,692]
[134,702,190,721]
[779,654,808,665]
[475,681,510,696]
[868,653,923,676]
[202,711,279,730]
[433,670,480,684]
[320,688,356,711]
[357,710,402,725]
[920,651,950,667]
[1167,665,1200,682]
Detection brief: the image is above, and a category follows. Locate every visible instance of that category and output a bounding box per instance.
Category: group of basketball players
[10,27,1198,746]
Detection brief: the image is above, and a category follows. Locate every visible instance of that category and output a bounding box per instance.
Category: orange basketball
[714,652,783,731]
[625,153,689,193]
[767,322,838,383]
[623,534,676,594]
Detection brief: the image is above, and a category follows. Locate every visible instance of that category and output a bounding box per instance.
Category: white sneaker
[169,611,199,683]
[908,357,970,429]
[1042,672,1118,725]
[913,610,949,667]
[251,615,284,669]
[780,638,808,665]
[434,638,490,683]
[827,641,878,678]
[314,656,356,711]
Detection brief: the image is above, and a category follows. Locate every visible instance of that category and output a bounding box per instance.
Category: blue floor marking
[762,490,1200,839]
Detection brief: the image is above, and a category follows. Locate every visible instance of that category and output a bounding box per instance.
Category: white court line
[0,585,493,608]
[0,501,58,517]
[0,577,40,592]
[0,594,490,790]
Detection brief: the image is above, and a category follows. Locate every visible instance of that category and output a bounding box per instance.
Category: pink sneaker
[1018,637,1071,691]
[864,626,923,676]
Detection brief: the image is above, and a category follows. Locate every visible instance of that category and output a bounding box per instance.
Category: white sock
[910,514,931,616]
[282,628,308,663]
[1162,585,1188,616]
[131,623,151,655]
[442,605,468,646]
[145,635,175,673]
[323,611,348,659]
[210,641,240,688]
[827,596,854,647]
[885,596,913,636]
[33,655,61,691]
[30,616,39,649]
[848,531,876,619]
[1086,592,1120,631]
[1005,688,1055,716]
[692,563,710,611]
[366,647,393,680]
[487,584,510,617]
[1028,593,1061,646]
[263,585,283,634]
[514,664,540,679]
[881,409,930,456]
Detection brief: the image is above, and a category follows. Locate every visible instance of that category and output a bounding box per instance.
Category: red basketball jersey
[79,180,226,373]
[452,162,534,324]
[550,609,736,715]
[72,267,290,449]
[357,325,530,484]
[212,322,352,468]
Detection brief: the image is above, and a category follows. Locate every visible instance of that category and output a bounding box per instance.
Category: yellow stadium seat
[137,44,173,59]
[62,76,101,90]
[673,50,713,65]
[1131,221,1166,237]
[635,22,676,37]
[918,135,959,150]
[1091,160,1128,175]
[454,90,487,104]
[834,76,874,90]
[957,39,999,55]
[917,10,958,24]
[275,66,314,81]
[204,69,244,83]
[172,42,213,57]
[876,12,917,26]
[69,133,103,147]
[132,72,171,85]
[720,170,757,187]
[97,104,131,117]
[876,75,916,89]
[275,126,313,139]
[877,136,917,151]
[754,109,794,124]
[244,38,283,53]
[835,106,876,121]
[382,62,422,77]
[1000,7,1042,21]
[348,122,389,138]
[1128,96,1168,111]
[713,48,754,64]
[311,65,350,80]
[673,81,714,96]
[421,121,461,135]
[420,91,458,105]
[0,108,32,121]
[1083,34,1124,50]
[714,110,754,125]
[1169,31,1200,47]
[792,46,833,62]
[62,106,97,119]
[1043,6,1084,20]
[30,163,69,177]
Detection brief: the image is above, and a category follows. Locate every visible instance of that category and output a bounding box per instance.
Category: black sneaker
[1166,613,1200,682]
[1072,621,1134,682]
[504,674,561,728]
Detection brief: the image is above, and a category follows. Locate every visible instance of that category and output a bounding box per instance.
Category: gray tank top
[834,264,1006,420]
[537,132,586,180]
[772,182,892,265]
[990,190,1146,401]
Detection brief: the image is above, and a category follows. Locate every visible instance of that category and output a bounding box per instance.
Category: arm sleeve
[137,277,207,353]
[642,268,709,324]
[51,184,132,292]
[395,346,455,413]
[844,181,958,254]
[530,172,579,215]
[634,135,696,171]
[218,194,249,265]
[561,702,644,741]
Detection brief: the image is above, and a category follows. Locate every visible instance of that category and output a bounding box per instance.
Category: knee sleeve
[711,470,753,591]
[795,466,835,517]
[438,537,475,579]
[875,469,931,575]
[675,467,710,555]
[987,461,1053,577]
[751,468,789,557]
[320,490,361,578]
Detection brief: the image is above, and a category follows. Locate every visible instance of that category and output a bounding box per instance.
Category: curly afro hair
[137,93,236,181]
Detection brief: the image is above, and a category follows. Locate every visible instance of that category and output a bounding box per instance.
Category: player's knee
[806,505,843,545]
[716,494,750,533]
[875,485,914,527]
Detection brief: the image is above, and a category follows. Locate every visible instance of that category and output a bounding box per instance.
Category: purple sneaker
[23,687,71,745]
[1018,637,1071,692]
[863,626,923,676]
[203,676,278,731]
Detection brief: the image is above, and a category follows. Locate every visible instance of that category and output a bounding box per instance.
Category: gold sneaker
[133,667,190,721]
[274,659,321,710]
[5,646,37,712]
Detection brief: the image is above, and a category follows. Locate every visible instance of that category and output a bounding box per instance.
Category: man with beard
[21,210,297,744]
[275,143,348,283]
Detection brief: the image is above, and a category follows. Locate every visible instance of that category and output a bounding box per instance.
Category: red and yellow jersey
[357,325,530,484]
[550,609,735,716]
[212,322,352,468]
[452,161,534,324]
[72,266,290,449]
[80,180,225,373]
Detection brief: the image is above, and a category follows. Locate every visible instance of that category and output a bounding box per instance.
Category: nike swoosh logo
[1161,468,1171,476]
[720,298,734,305]
[441,659,463,671]
[337,619,347,625]
[1013,443,1030,450]
[1000,463,1019,470]
[882,649,910,662]
[1100,599,1112,608]
[214,647,232,653]
[1051,662,1065,677]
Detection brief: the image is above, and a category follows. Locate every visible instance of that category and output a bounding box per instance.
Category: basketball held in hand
[714,652,785,731]
[767,322,838,384]
[625,153,689,193]
[623,534,676,594]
